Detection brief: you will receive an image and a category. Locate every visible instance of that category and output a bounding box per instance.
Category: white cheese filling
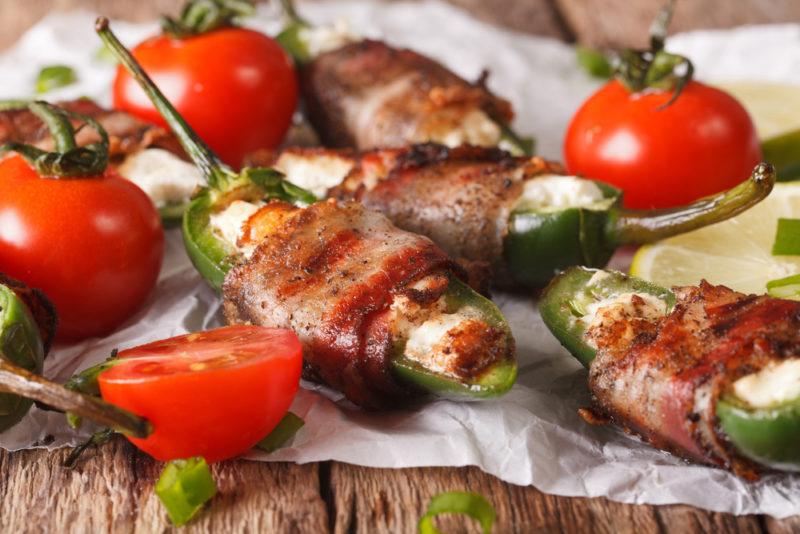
[209,200,262,255]
[584,292,669,341]
[733,359,800,408]
[435,109,502,148]
[299,19,358,58]
[117,148,202,208]
[514,175,605,212]
[274,152,354,198]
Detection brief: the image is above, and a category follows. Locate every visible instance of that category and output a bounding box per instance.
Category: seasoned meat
[0,99,182,162]
[301,40,513,150]
[222,199,465,408]
[587,281,800,479]
[331,144,564,276]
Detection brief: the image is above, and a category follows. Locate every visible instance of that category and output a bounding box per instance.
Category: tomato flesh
[99,326,303,463]
[0,155,163,340]
[113,28,298,168]
[564,80,762,209]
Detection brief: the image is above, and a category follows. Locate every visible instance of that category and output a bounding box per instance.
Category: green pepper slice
[97,18,517,400]
[540,266,800,472]
[391,278,517,399]
[506,164,775,288]
[762,128,800,182]
[0,283,46,430]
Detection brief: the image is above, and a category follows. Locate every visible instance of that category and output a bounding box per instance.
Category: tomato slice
[98,326,302,462]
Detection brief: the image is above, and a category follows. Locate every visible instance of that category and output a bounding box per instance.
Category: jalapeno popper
[98,18,517,408]
[541,267,800,479]
[258,144,775,289]
[0,99,201,221]
[275,0,532,155]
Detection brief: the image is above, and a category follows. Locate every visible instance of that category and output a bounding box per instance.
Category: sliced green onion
[767,274,800,300]
[35,65,77,94]
[255,411,305,453]
[576,46,613,79]
[94,44,117,65]
[418,491,495,534]
[156,457,217,527]
[772,218,800,255]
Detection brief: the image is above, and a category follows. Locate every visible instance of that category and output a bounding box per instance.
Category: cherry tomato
[98,326,303,462]
[113,27,298,168]
[564,80,762,209]
[0,155,163,340]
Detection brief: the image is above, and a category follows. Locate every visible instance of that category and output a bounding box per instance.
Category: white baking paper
[1,0,799,518]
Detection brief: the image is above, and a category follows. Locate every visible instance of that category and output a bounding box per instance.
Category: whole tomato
[564,80,762,209]
[0,154,163,340]
[113,27,298,168]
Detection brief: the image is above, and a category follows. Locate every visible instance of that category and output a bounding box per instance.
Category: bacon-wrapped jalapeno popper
[99,19,517,408]
[541,267,800,479]
[0,99,201,221]
[261,144,774,289]
[275,0,532,155]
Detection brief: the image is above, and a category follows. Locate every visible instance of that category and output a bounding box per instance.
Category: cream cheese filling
[733,359,800,408]
[117,148,202,208]
[513,175,605,212]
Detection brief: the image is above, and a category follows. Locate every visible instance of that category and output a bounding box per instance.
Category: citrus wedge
[631,183,800,295]
[715,82,800,139]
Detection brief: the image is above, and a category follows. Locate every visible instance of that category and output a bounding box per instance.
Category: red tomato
[564,80,762,209]
[0,155,163,340]
[98,326,303,463]
[113,28,298,168]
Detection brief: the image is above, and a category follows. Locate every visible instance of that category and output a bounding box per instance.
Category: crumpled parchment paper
[1,0,799,517]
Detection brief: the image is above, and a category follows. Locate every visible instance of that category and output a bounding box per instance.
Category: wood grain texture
[0,437,327,533]
[555,0,800,47]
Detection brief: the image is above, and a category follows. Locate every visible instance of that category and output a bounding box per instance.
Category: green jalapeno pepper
[0,280,48,430]
[98,18,517,400]
[506,164,775,288]
[540,266,800,472]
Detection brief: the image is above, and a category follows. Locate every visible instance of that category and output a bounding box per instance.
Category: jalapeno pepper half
[540,266,800,473]
[506,164,775,288]
[98,18,517,401]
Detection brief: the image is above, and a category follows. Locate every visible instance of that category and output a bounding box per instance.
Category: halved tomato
[98,326,302,462]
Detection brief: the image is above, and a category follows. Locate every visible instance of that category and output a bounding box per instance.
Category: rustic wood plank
[326,462,769,534]
[0,436,328,533]
[765,515,800,534]
[555,0,800,48]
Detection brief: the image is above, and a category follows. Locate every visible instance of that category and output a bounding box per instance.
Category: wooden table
[2,1,800,532]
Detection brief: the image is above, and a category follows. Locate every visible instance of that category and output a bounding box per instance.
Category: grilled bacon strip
[222,199,497,408]
[0,99,182,162]
[587,281,800,479]
[263,144,563,280]
[301,40,513,150]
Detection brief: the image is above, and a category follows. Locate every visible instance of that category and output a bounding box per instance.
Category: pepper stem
[0,101,109,178]
[0,357,151,438]
[278,0,309,27]
[611,162,776,245]
[95,17,235,191]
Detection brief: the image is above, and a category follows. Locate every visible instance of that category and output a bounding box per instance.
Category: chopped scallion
[156,457,217,526]
[772,218,800,256]
[35,65,77,94]
[255,411,305,453]
[418,491,496,534]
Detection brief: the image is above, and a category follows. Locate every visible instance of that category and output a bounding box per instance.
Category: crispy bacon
[331,144,563,280]
[301,40,513,149]
[222,199,465,408]
[0,99,182,162]
[587,281,800,479]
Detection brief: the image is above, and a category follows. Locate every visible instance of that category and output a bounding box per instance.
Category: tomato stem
[278,0,309,27]
[613,0,694,107]
[96,17,236,191]
[611,162,776,245]
[160,0,255,38]
[0,357,152,438]
[0,101,109,178]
